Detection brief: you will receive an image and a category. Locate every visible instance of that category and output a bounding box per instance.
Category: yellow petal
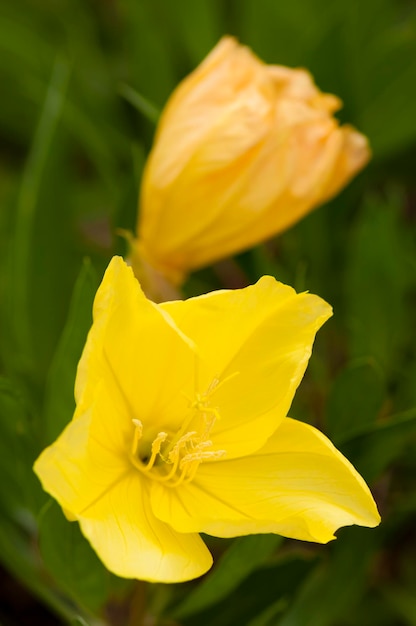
[34,385,131,517]
[151,417,380,543]
[34,413,127,518]
[75,256,197,433]
[162,276,332,457]
[34,256,206,507]
[34,402,212,582]
[78,475,212,582]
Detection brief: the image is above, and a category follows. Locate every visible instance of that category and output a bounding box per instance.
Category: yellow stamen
[141,431,168,472]
[131,419,143,456]
[180,449,226,467]
[129,379,229,486]
[167,431,197,462]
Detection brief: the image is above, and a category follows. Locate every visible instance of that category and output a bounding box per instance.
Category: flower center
[129,378,228,487]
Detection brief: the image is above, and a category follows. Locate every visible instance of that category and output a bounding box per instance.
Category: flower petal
[136,38,370,281]
[75,256,197,433]
[78,474,212,582]
[35,409,212,582]
[318,125,371,202]
[162,277,332,457]
[35,361,176,518]
[151,417,380,543]
[143,37,266,187]
[34,385,131,517]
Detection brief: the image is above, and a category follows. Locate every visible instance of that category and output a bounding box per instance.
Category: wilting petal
[151,417,380,543]
[75,256,197,433]
[78,474,212,582]
[144,37,269,187]
[135,37,370,284]
[319,125,370,202]
[162,277,332,457]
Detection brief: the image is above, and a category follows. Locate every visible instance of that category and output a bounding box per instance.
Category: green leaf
[361,45,416,158]
[340,408,416,483]
[173,535,282,619]
[247,599,287,626]
[10,55,70,366]
[118,83,160,124]
[0,376,44,514]
[346,192,411,376]
[278,527,379,626]
[43,258,98,445]
[240,0,340,67]
[121,0,176,106]
[0,509,106,626]
[326,358,385,444]
[0,378,28,507]
[159,0,223,63]
[383,586,416,626]
[177,550,316,626]
[39,500,109,614]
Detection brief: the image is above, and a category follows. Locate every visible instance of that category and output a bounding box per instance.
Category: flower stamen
[131,419,143,456]
[180,449,226,467]
[130,377,229,486]
[141,431,168,472]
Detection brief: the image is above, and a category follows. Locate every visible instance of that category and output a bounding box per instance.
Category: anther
[166,430,197,460]
[195,440,213,449]
[141,431,168,472]
[180,449,226,468]
[131,419,143,456]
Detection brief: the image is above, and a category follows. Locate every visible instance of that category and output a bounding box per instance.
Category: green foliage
[0,0,415,624]
[341,408,416,483]
[38,501,109,614]
[277,527,380,626]
[346,192,412,376]
[172,535,283,619]
[172,546,317,626]
[43,259,98,445]
[326,358,385,443]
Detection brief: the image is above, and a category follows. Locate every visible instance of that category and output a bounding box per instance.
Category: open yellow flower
[133,36,370,286]
[34,257,380,582]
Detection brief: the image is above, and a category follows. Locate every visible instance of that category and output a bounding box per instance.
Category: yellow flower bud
[134,37,370,285]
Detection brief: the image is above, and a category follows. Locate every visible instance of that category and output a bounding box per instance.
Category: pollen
[129,381,226,487]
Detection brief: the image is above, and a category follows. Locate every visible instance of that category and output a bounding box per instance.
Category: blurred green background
[1,0,416,624]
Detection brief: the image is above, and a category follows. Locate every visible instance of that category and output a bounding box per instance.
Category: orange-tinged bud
[134,37,370,286]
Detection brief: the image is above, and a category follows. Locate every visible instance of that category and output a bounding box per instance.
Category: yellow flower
[133,36,370,286]
[34,257,379,583]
